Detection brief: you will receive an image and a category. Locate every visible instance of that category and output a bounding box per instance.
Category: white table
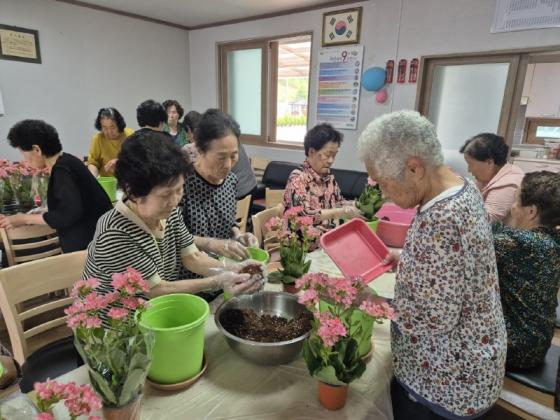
[3,251,396,420]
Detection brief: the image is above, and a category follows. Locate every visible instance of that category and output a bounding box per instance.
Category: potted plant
[355,179,384,231]
[34,379,101,420]
[296,272,395,410]
[0,160,10,213]
[33,167,50,209]
[65,268,155,420]
[265,206,321,293]
[6,161,35,212]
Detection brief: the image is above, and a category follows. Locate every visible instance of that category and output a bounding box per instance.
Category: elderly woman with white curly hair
[358,111,506,420]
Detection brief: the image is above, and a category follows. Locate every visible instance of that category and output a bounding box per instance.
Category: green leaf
[88,367,117,405]
[302,340,322,376]
[314,366,345,386]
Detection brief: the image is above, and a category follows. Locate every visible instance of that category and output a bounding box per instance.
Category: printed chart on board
[316,45,363,130]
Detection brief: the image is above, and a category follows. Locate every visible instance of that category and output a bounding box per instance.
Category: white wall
[526,62,560,118]
[0,0,190,161]
[188,0,560,174]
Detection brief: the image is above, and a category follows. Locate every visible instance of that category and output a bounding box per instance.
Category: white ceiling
[61,0,359,29]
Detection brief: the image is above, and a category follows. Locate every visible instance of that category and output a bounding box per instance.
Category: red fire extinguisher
[409,58,419,83]
[397,59,407,83]
[385,60,394,84]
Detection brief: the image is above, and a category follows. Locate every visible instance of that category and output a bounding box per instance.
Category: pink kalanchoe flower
[367,177,377,186]
[107,307,129,320]
[71,278,100,298]
[36,413,54,420]
[325,277,358,309]
[64,383,102,417]
[121,296,142,310]
[359,300,396,321]
[303,226,321,239]
[381,302,396,321]
[315,311,347,347]
[297,216,314,226]
[264,216,283,232]
[82,292,108,312]
[298,288,319,307]
[67,313,102,329]
[84,315,102,329]
[64,300,85,317]
[284,206,304,218]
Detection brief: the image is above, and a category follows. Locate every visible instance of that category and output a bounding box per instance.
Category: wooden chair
[0,225,61,267]
[265,188,284,209]
[252,204,284,252]
[235,195,252,233]
[0,251,87,389]
[250,156,270,183]
[497,344,560,419]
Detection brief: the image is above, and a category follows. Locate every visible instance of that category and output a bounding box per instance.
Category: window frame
[415,45,560,149]
[218,31,313,150]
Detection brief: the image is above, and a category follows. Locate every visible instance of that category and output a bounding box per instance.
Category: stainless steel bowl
[215,291,312,365]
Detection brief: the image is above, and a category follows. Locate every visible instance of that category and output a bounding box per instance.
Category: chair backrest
[0,225,61,267]
[265,188,285,209]
[0,250,87,364]
[261,161,300,189]
[235,195,252,233]
[251,204,284,248]
[250,156,270,183]
[331,168,369,200]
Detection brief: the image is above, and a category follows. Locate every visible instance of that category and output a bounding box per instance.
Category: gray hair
[357,110,443,179]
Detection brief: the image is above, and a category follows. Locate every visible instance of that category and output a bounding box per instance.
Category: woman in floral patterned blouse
[493,171,560,369]
[283,123,361,233]
[358,111,507,419]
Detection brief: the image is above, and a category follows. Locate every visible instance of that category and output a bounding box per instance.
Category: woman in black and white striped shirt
[83,131,262,300]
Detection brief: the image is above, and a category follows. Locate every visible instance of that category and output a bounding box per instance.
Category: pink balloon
[375,88,387,103]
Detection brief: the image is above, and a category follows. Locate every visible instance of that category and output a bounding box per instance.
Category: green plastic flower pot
[247,247,270,264]
[139,293,209,384]
[367,219,379,232]
[97,176,117,202]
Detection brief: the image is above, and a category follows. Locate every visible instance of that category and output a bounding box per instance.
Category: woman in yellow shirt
[87,107,134,177]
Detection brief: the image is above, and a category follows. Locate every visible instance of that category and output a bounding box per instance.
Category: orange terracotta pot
[282,283,300,294]
[318,381,348,410]
[102,397,141,420]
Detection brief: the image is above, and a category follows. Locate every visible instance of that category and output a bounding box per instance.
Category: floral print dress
[282,159,343,232]
[392,180,507,418]
[493,223,560,368]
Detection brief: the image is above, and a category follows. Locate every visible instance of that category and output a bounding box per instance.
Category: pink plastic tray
[320,219,396,283]
[376,203,416,248]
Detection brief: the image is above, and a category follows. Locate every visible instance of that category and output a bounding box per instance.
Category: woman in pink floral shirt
[283,124,361,233]
[358,111,506,420]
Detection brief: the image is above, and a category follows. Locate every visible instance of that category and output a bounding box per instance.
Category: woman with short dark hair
[493,171,560,368]
[183,110,201,145]
[136,99,168,131]
[83,131,262,307]
[283,123,361,232]
[163,99,188,147]
[87,107,134,177]
[460,133,524,223]
[181,109,258,274]
[0,119,113,252]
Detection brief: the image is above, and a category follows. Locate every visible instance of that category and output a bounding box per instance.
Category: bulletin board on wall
[316,45,363,130]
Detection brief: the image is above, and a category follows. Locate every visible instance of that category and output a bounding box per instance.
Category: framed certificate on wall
[322,7,362,47]
[0,24,41,64]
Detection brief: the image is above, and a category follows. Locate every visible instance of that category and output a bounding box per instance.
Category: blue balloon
[362,67,386,92]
